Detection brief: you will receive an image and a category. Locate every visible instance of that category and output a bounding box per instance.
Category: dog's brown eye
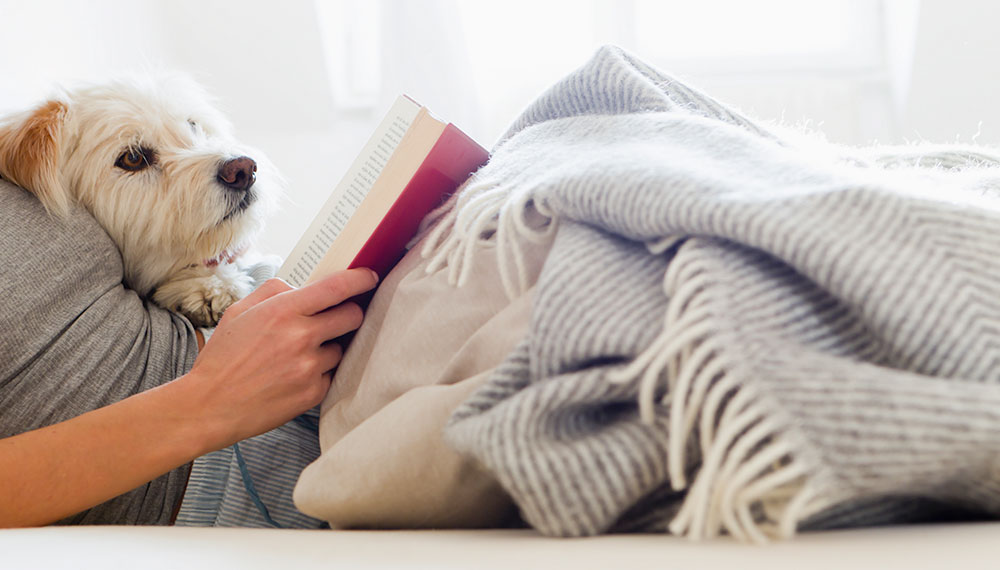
[115,147,153,172]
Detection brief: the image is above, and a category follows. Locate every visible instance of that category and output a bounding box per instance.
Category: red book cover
[347,123,490,279]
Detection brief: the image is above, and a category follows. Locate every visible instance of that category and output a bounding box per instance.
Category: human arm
[0,268,377,528]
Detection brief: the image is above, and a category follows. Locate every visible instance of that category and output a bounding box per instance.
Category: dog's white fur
[0,74,280,326]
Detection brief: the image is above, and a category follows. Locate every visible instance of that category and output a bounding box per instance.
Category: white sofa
[2,524,998,569]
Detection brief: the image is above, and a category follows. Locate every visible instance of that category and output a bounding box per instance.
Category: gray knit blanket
[432,46,1000,542]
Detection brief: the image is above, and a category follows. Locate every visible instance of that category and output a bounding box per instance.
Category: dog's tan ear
[0,100,70,216]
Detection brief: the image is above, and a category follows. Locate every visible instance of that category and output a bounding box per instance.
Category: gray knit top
[0,178,197,524]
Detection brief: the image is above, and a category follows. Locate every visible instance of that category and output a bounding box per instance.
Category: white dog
[0,74,279,326]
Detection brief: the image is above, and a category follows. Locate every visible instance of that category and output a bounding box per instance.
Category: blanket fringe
[609,244,819,542]
[420,176,555,299]
[421,175,823,542]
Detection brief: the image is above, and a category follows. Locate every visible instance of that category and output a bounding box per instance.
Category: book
[277,95,489,289]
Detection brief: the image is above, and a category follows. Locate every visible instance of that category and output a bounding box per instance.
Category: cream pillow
[294,228,551,528]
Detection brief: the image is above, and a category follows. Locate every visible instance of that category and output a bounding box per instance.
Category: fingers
[319,341,345,374]
[292,268,379,316]
[220,278,292,322]
[244,278,293,304]
[311,301,366,342]
[298,343,343,409]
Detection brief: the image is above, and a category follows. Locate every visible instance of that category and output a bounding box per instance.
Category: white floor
[3,524,998,570]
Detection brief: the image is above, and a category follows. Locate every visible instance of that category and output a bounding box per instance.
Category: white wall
[152,0,337,134]
[0,1,166,111]
[902,0,1000,144]
[3,0,1000,260]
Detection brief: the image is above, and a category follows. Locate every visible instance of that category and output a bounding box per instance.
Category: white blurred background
[0,0,995,257]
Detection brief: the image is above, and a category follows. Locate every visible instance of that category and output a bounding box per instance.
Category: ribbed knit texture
[0,178,198,524]
[439,46,1000,542]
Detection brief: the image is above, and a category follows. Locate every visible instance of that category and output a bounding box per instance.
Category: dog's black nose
[218,156,257,192]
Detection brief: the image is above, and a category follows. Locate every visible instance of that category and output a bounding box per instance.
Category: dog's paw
[153,265,253,327]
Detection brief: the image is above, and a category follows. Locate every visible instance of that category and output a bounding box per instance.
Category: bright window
[448,0,899,143]
[632,0,882,71]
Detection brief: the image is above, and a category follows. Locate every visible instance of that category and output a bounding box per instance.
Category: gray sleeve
[0,179,199,525]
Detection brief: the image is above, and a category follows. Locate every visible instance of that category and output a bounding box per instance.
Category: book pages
[303,108,445,284]
[277,95,421,287]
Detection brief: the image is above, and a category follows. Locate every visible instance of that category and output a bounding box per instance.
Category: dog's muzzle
[219,156,257,221]
[218,156,257,192]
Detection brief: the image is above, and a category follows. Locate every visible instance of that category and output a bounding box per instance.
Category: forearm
[0,271,376,528]
[0,371,222,528]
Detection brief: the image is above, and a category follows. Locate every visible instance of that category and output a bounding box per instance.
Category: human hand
[177,268,378,452]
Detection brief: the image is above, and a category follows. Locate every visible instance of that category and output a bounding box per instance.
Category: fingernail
[369,269,380,283]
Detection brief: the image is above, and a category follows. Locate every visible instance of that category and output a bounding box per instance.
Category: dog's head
[0,73,280,294]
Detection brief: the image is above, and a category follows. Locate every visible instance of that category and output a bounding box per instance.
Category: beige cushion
[294,230,552,528]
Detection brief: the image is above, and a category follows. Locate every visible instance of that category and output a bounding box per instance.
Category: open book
[277,95,489,288]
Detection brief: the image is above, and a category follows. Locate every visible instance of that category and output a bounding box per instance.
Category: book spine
[348,124,490,278]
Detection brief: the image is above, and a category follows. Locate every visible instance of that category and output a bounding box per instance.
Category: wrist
[154,370,237,458]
